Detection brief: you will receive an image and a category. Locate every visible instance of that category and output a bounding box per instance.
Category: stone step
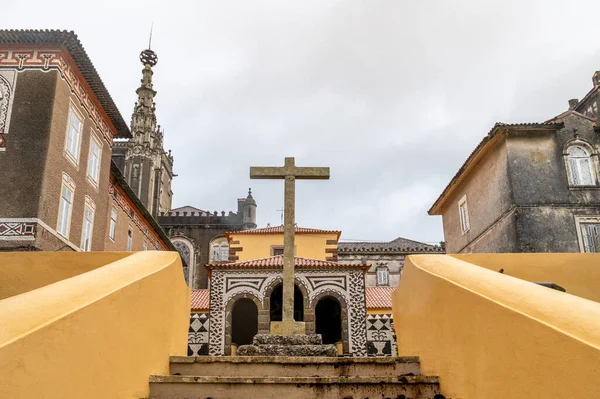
[170,356,422,378]
[149,375,441,399]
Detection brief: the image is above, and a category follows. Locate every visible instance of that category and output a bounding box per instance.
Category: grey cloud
[4,0,600,243]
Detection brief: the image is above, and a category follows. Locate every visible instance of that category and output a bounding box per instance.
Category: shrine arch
[312,291,349,353]
[224,293,262,355]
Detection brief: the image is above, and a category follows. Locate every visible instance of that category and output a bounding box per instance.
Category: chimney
[594,71,600,88]
[569,99,579,110]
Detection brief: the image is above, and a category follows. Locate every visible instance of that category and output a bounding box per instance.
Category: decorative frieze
[0,49,115,146]
[0,220,35,239]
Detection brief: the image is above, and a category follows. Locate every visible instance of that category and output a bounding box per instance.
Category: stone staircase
[146,355,443,399]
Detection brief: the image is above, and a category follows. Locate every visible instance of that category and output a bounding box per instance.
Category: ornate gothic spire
[130,48,159,150]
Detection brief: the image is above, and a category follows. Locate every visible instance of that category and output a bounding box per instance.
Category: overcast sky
[4,0,600,243]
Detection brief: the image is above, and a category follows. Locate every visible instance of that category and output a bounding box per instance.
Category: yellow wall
[229,232,338,261]
[0,251,190,399]
[0,252,131,300]
[452,253,600,303]
[393,254,600,399]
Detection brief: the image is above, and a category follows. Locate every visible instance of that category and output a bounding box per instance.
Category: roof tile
[228,225,341,236]
[206,255,369,271]
[338,237,443,253]
[191,289,209,310]
[366,286,396,309]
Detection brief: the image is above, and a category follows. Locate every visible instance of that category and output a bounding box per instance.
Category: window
[566,145,595,186]
[219,245,229,260]
[57,176,75,238]
[458,195,470,234]
[576,217,600,253]
[86,135,102,185]
[210,237,229,261]
[109,208,117,240]
[64,105,83,164]
[376,267,389,286]
[126,229,133,251]
[581,223,600,252]
[272,246,284,256]
[142,242,148,251]
[80,204,95,251]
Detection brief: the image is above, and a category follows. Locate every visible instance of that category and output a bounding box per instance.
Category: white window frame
[57,174,76,238]
[109,208,118,241]
[126,229,133,251]
[142,241,148,251]
[565,145,597,186]
[64,104,84,166]
[458,194,470,234]
[210,237,229,262]
[575,216,600,253]
[86,133,102,186]
[80,197,95,251]
[376,266,389,286]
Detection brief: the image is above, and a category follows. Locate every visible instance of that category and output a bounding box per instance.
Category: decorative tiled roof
[0,29,131,138]
[428,122,564,215]
[365,286,395,309]
[191,289,209,310]
[338,237,443,253]
[227,225,341,238]
[206,255,369,273]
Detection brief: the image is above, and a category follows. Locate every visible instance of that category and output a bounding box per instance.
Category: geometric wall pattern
[366,313,397,356]
[208,268,367,357]
[188,313,209,356]
[0,221,35,238]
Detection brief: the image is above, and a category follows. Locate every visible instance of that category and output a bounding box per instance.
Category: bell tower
[118,44,174,217]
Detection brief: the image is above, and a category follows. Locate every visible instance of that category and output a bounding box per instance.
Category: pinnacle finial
[148,22,154,50]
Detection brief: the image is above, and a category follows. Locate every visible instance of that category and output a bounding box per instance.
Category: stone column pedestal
[237,334,337,357]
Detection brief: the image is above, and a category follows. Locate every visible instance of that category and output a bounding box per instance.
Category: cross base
[270,321,306,335]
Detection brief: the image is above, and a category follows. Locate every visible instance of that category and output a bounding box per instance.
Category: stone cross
[250,157,330,335]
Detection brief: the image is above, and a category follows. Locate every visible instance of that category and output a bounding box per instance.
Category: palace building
[0,30,174,253]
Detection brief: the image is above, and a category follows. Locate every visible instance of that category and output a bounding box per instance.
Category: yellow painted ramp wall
[0,251,190,399]
[393,254,600,399]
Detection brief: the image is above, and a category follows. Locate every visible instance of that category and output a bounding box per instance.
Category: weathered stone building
[158,191,258,288]
[0,30,174,253]
[429,70,600,253]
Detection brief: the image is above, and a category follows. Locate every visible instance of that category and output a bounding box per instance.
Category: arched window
[210,236,229,262]
[172,238,195,287]
[566,145,596,186]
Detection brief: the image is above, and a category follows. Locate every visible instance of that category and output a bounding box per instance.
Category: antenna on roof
[148,22,154,49]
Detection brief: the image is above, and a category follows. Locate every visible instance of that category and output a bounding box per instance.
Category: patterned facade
[366,314,397,356]
[206,259,368,357]
[188,313,210,356]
